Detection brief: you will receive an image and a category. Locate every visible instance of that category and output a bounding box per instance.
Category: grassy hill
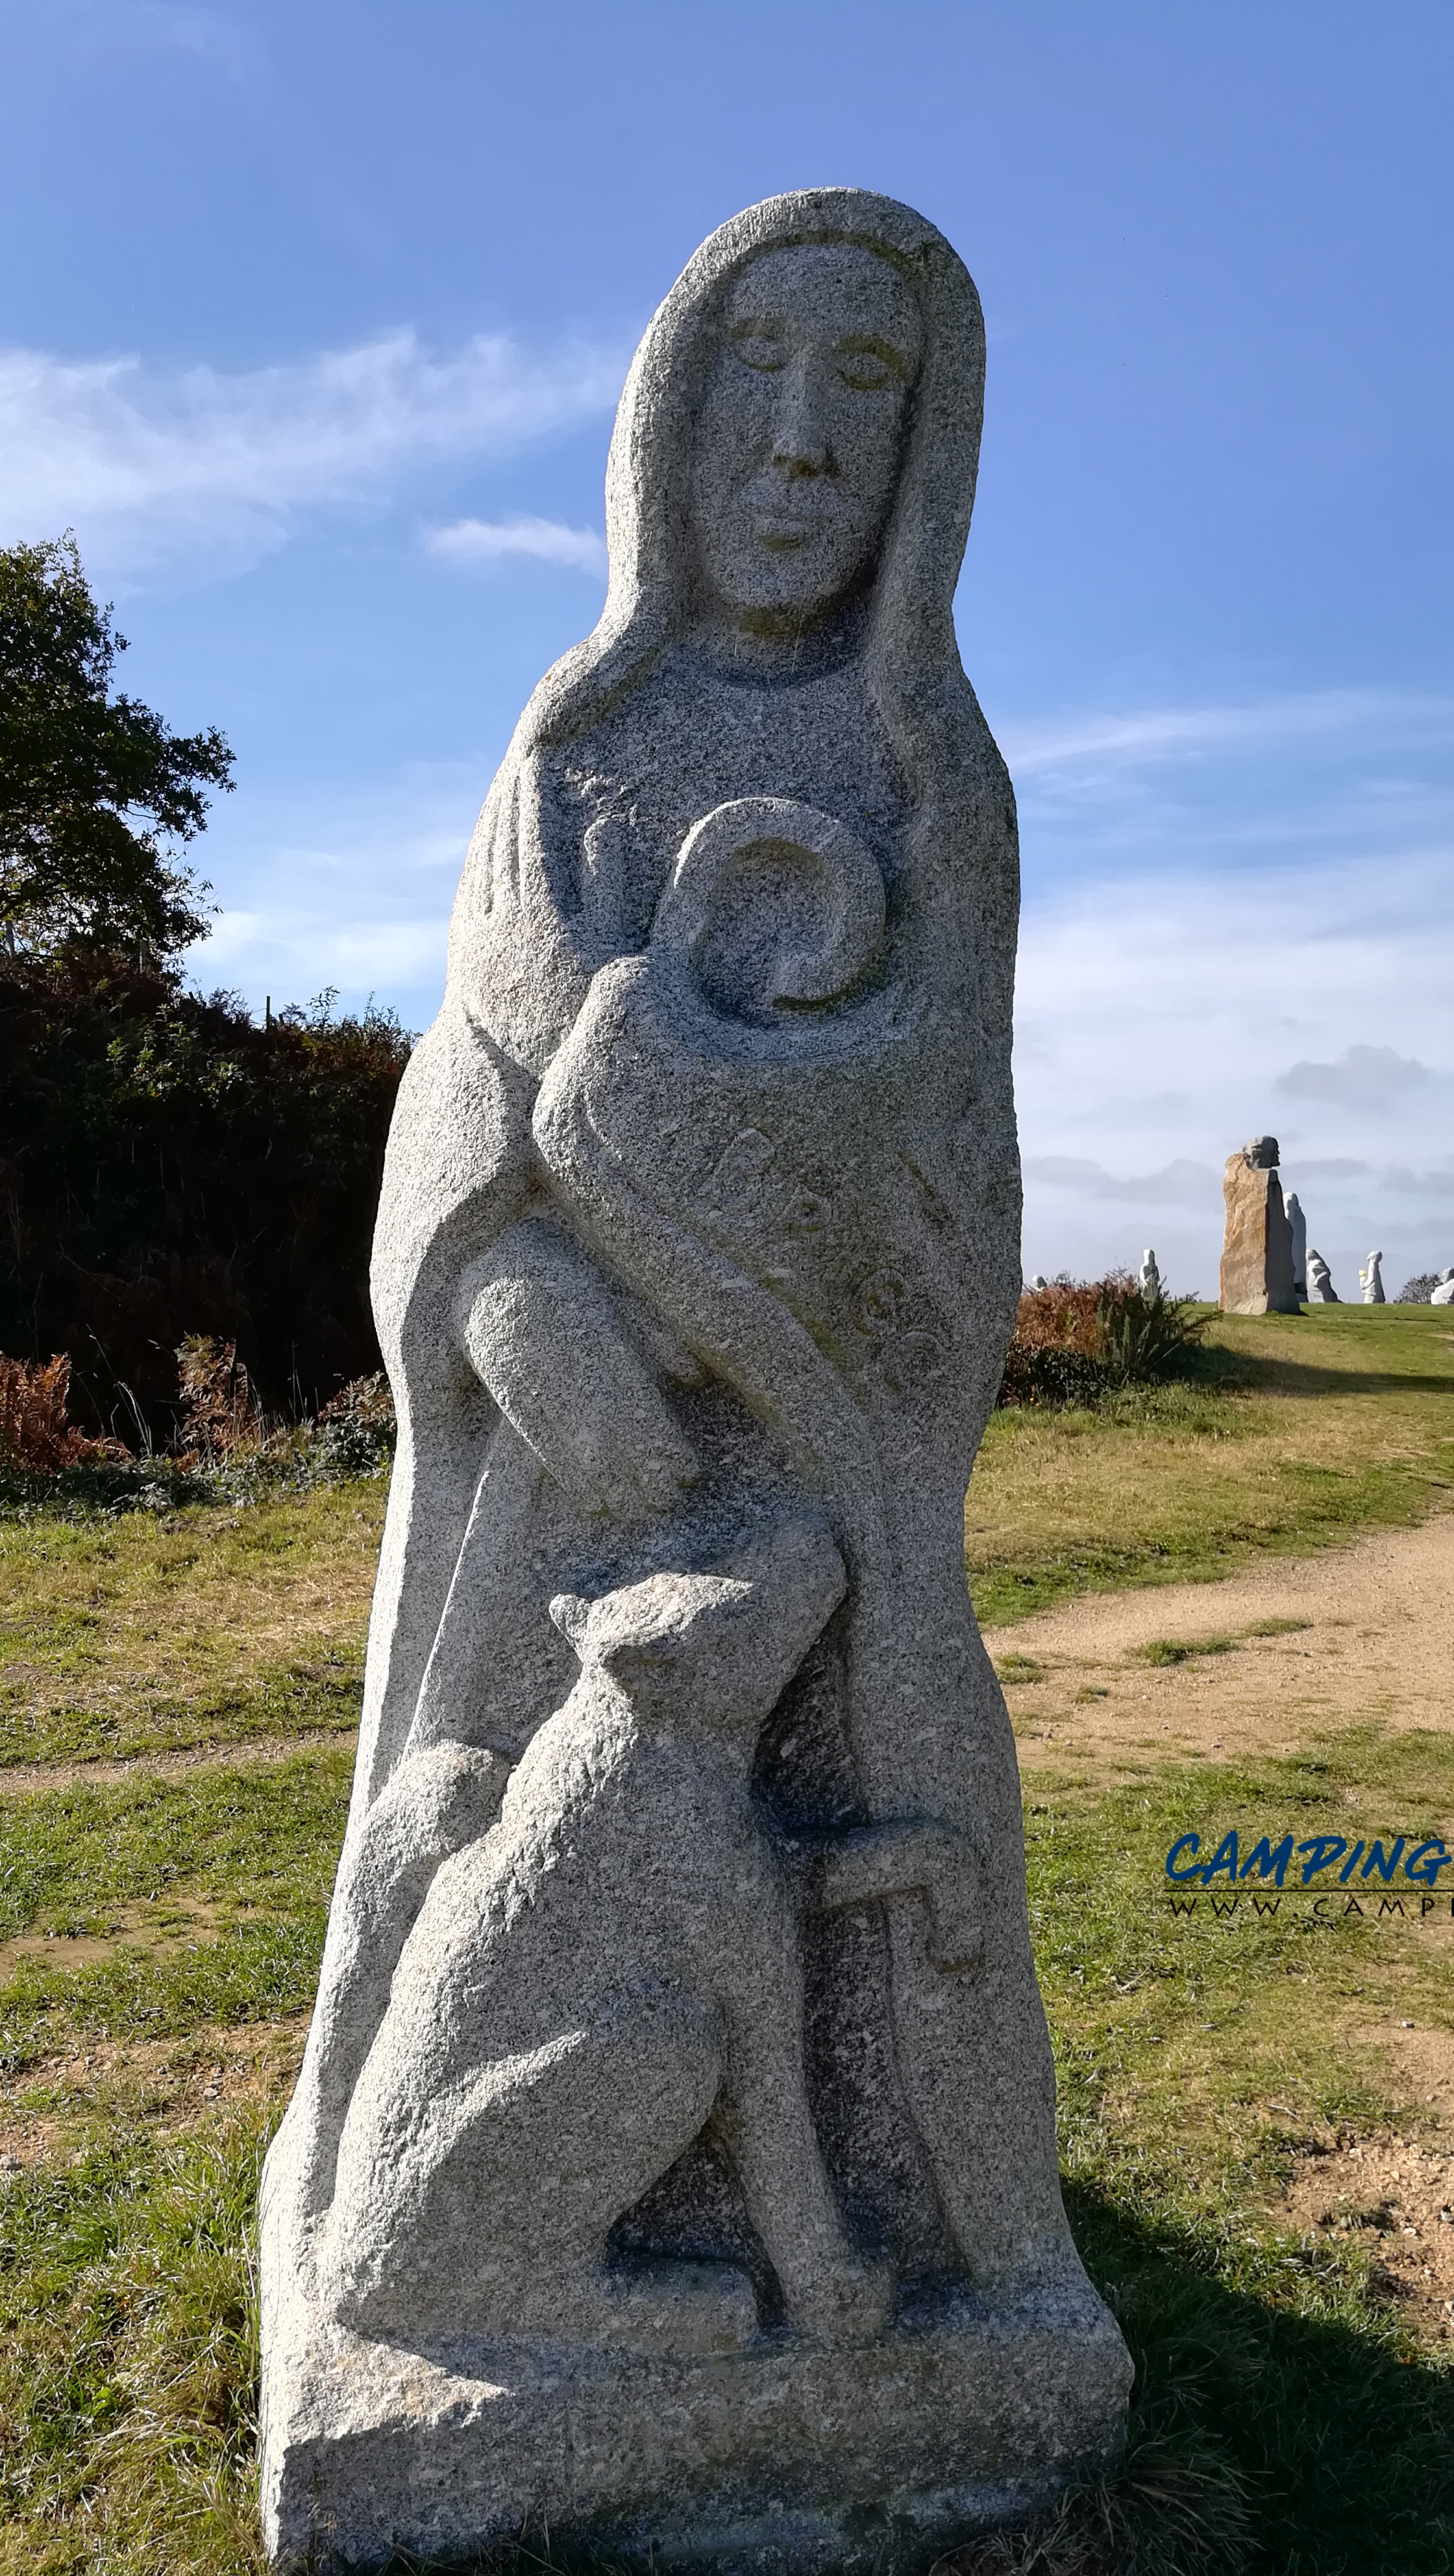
[1,1306,1451,2571]
[970,1302,1454,1622]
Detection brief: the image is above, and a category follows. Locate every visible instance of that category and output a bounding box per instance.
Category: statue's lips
[741,489,847,550]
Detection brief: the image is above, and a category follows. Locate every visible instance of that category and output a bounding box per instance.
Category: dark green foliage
[1094,1281,1207,1388]
[0,535,232,958]
[0,949,411,1435]
[997,1336,1108,1409]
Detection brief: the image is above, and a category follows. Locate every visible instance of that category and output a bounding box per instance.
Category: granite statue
[1139,1248,1161,1299]
[1219,1134,1299,1315]
[1433,1268,1454,1307]
[1360,1250,1386,1305]
[1285,1193,1307,1301]
[1308,1250,1339,1302]
[258,188,1130,2571]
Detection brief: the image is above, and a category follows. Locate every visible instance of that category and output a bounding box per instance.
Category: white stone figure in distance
[1028,1272,1048,1290]
[1431,1267,1454,1307]
[1307,1251,1339,1303]
[1139,1248,1161,1300]
[259,187,1129,2571]
[1360,1250,1386,1304]
[1285,1193,1307,1301]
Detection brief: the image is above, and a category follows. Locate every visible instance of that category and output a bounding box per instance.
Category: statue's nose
[770,358,831,477]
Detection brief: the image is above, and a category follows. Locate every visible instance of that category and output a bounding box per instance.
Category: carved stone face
[691,244,923,635]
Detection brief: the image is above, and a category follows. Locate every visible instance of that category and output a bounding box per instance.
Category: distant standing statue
[1433,1268,1454,1307]
[1219,1135,1299,1315]
[258,190,1129,2571]
[1307,1250,1339,1303]
[1285,1192,1308,1301]
[1360,1250,1386,1305]
[1139,1247,1161,1299]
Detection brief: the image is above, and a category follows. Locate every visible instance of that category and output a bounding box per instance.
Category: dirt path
[985,1513,1454,1777]
[0,1723,352,1800]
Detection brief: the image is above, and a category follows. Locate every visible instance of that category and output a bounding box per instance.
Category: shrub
[997,1273,1205,1409]
[0,1351,127,1470]
[1094,1277,1206,1387]
[314,1370,396,1480]
[1014,1276,1105,1360]
[166,1340,397,1495]
[997,1337,1107,1409]
[1398,1272,1440,1303]
[173,1333,264,1468]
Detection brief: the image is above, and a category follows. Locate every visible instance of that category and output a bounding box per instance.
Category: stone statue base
[259,2231,1131,2573]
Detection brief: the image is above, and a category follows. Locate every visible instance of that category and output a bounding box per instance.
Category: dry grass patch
[0,2020,308,2170]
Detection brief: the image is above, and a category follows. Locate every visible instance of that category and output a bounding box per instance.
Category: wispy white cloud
[46,0,260,74]
[0,330,624,578]
[188,757,486,1032]
[425,515,608,577]
[1015,848,1454,1293]
[1001,687,1453,778]
[116,3,258,71]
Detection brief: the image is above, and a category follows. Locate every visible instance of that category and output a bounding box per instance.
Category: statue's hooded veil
[447,188,1014,1029]
[357,190,1020,1820]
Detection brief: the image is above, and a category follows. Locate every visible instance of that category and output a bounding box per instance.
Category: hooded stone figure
[260,188,1127,2571]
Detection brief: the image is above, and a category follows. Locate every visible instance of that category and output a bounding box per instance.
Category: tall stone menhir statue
[1220,1135,1300,1315]
[260,190,1130,2570]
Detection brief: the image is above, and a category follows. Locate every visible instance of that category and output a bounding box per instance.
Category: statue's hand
[456,1219,698,1522]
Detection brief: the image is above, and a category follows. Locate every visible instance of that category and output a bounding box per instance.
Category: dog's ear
[548,1590,594,1654]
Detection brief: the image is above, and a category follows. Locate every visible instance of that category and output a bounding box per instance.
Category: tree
[0,952,412,1435]
[0,534,234,957]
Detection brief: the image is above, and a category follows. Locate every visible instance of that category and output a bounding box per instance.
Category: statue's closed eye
[729,323,909,393]
[731,327,789,373]
[834,341,905,392]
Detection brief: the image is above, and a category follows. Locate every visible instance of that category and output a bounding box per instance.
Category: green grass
[1028,1726,1454,2142]
[0,2120,267,2576]
[968,1304,1454,1626]
[0,1753,348,2072]
[1015,1726,1454,2573]
[1136,1635,1237,1666]
[0,1482,383,1768]
[1,1316,1452,2569]
[0,1723,1448,2570]
[994,1650,1046,1685]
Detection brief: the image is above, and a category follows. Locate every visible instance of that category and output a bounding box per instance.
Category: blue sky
[4,0,1451,1293]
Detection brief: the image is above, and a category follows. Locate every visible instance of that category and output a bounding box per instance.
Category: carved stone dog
[319,1513,902,2355]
